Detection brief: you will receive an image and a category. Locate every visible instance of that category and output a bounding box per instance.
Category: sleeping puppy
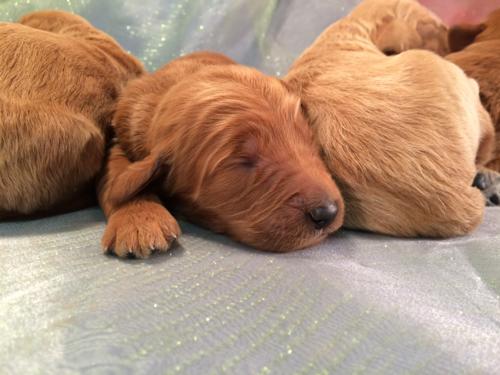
[284,0,495,238]
[98,52,345,258]
[350,0,449,56]
[447,9,500,205]
[0,11,143,219]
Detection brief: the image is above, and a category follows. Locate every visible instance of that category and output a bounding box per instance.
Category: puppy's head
[351,0,449,56]
[109,66,344,251]
[448,9,500,52]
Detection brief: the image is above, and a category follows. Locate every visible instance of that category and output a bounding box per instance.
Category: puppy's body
[0,11,143,218]
[285,0,493,237]
[447,10,500,173]
[99,52,344,257]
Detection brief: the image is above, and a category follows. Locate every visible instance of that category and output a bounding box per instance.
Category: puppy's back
[19,11,143,78]
[447,11,500,171]
[0,12,143,218]
[288,49,486,237]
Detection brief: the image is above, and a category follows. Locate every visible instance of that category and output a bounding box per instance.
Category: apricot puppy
[99,52,344,258]
[285,0,495,238]
[350,0,449,56]
[0,11,143,219]
[447,9,500,205]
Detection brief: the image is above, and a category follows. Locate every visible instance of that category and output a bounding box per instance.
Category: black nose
[309,202,338,229]
[473,173,488,191]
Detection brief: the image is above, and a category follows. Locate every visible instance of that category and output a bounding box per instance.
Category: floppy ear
[107,151,165,207]
[416,20,449,55]
[448,23,486,52]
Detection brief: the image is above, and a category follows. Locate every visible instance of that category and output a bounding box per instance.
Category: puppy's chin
[238,226,329,253]
[172,201,338,252]
[226,211,341,252]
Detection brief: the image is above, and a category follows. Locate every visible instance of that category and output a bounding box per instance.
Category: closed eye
[240,156,258,168]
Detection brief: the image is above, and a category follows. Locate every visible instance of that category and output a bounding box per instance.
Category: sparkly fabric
[1,208,500,373]
[1,0,500,373]
[2,0,498,73]
[0,0,360,75]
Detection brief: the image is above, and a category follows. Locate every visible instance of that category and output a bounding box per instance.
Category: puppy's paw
[473,169,500,206]
[102,202,181,259]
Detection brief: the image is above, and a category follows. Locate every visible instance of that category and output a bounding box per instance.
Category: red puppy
[0,11,144,219]
[448,9,500,205]
[98,52,345,258]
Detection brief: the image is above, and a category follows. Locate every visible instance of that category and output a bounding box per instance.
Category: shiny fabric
[1,0,500,373]
[0,0,361,74]
[1,208,500,373]
[3,0,499,73]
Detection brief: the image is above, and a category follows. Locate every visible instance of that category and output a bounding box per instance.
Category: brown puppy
[98,52,345,258]
[0,11,143,219]
[447,9,500,205]
[285,0,495,238]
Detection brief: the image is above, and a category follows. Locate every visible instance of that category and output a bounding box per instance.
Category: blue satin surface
[1,1,500,374]
[0,0,361,74]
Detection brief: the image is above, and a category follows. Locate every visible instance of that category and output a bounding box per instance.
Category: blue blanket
[1,0,499,373]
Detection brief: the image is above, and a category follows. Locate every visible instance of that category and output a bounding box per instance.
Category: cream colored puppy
[353,0,449,55]
[285,0,495,237]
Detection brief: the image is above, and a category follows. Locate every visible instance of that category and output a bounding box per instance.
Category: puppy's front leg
[98,144,181,258]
